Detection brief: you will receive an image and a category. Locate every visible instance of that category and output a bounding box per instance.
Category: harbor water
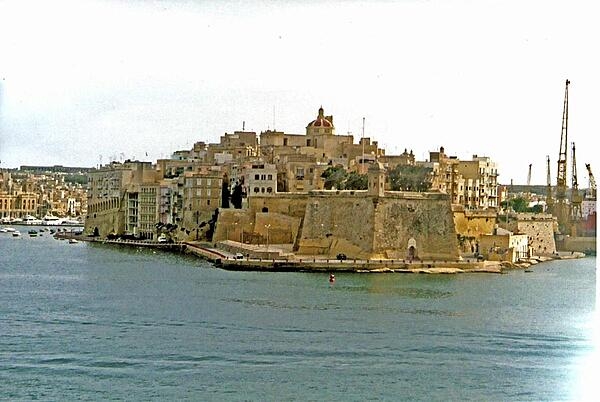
[1,229,597,401]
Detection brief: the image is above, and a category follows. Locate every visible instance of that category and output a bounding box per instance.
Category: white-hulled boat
[42,214,63,226]
[23,215,43,225]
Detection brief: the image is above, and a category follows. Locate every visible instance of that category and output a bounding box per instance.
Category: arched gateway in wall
[407,238,418,261]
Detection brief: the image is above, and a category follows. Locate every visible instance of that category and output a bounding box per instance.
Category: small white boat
[12,230,21,237]
[68,238,79,244]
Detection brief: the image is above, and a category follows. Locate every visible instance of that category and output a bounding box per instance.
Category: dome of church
[306,106,334,128]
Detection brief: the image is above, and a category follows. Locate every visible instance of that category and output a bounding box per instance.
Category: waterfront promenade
[57,233,585,274]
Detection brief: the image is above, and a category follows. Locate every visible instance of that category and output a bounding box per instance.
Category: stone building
[244,163,277,197]
[479,228,529,262]
[455,155,499,209]
[179,171,223,240]
[497,212,557,256]
[86,161,157,237]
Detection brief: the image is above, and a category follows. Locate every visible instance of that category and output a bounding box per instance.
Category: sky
[0,0,598,186]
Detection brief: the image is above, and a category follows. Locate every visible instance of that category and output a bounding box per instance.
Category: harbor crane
[571,142,582,220]
[553,79,571,232]
[586,163,597,200]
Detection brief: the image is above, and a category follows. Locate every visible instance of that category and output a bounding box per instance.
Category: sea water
[1,230,597,401]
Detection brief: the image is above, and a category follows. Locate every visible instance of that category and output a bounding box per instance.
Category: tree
[388,165,432,192]
[221,181,230,208]
[231,184,243,209]
[344,172,368,190]
[510,197,529,213]
[321,165,347,190]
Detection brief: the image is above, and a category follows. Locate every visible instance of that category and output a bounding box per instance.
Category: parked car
[336,253,347,261]
[234,253,245,260]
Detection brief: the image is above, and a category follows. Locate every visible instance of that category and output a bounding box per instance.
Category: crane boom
[571,142,582,220]
[586,163,597,199]
[556,79,570,201]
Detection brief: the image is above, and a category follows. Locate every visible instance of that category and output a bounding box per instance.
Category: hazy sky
[1,0,598,186]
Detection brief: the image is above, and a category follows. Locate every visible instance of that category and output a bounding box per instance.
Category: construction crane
[553,79,571,232]
[586,163,597,200]
[570,142,582,221]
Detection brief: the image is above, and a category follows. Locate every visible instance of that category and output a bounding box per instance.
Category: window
[267,174,272,180]
[254,187,260,193]
[267,187,273,193]
[283,138,288,146]
[255,174,260,180]
[261,174,266,180]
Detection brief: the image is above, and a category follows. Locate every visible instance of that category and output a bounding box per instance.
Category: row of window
[253,187,273,194]
[254,174,273,181]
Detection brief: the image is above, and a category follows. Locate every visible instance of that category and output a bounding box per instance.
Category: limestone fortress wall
[216,190,459,261]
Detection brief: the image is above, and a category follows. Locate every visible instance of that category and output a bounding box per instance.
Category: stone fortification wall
[213,208,255,243]
[297,192,375,258]
[498,213,556,255]
[213,207,301,245]
[374,192,459,260]
[84,207,124,237]
[218,191,459,260]
[297,191,459,260]
[453,208,497,237]
[248,194,310,218]
[558,236,596,254]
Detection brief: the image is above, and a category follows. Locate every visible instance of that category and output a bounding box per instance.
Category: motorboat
[12,230,21,237]
[42,214,63,225]
[28,229,38,237]
[23,215,43,225]
[68,238,79,244]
